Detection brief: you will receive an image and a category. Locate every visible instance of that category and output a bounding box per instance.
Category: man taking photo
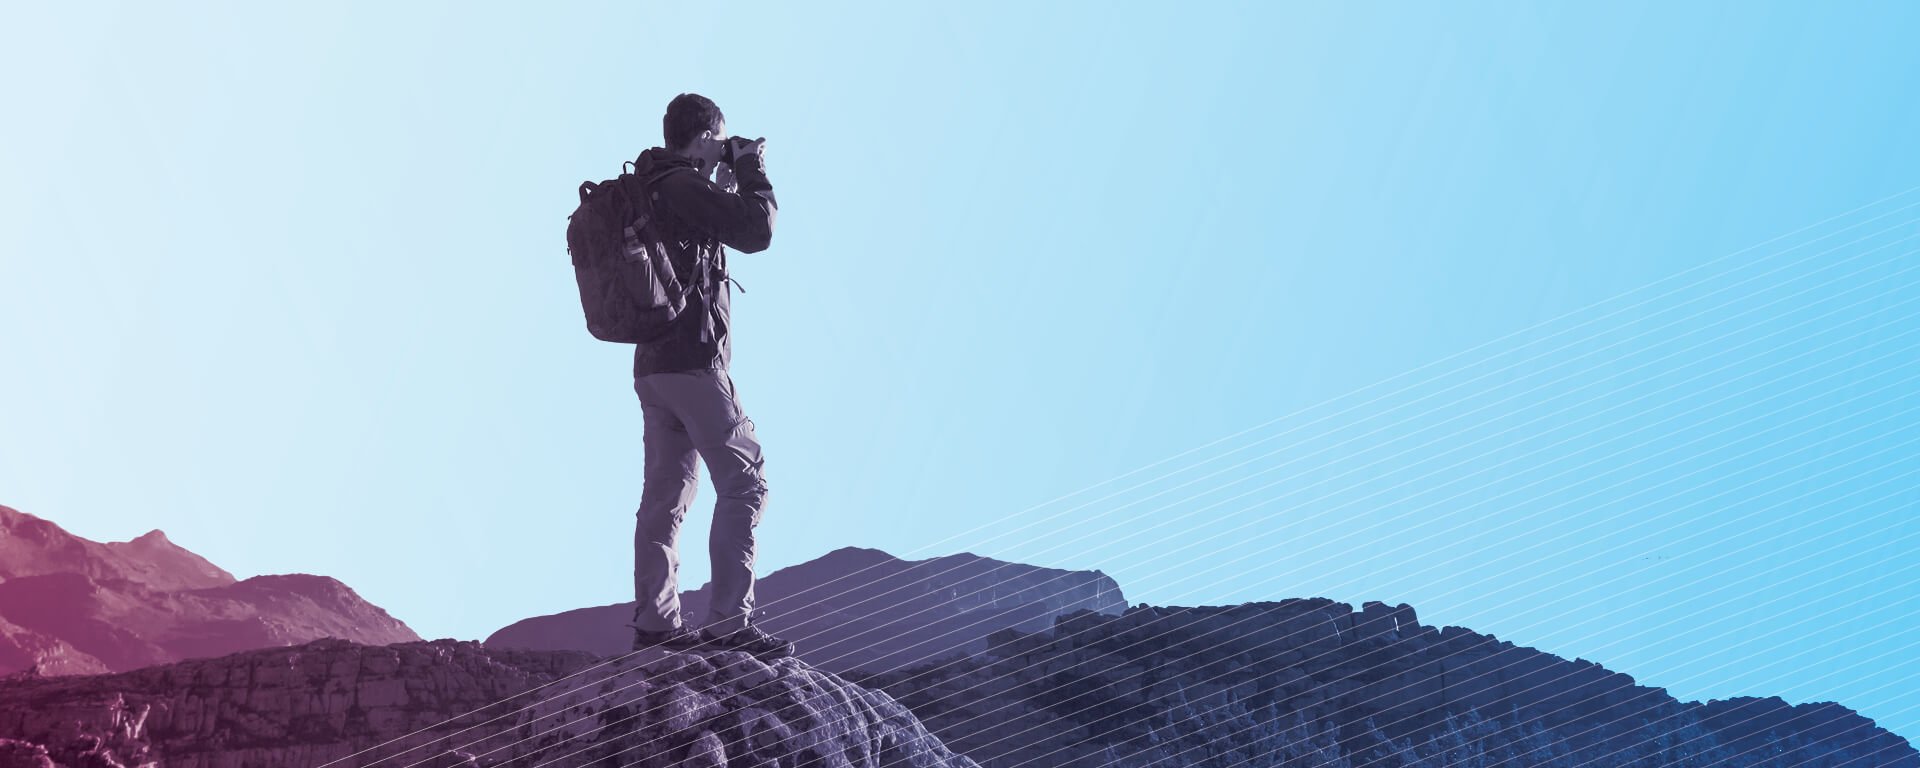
[622,93,790,660]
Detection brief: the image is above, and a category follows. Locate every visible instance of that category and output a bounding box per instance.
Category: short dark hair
[663,93,725,152]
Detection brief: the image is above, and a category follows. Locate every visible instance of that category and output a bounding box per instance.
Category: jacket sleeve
[653,154,778,253]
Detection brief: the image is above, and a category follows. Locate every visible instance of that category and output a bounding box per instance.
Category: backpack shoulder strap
[630,167,700,235]
[633,167,731,289]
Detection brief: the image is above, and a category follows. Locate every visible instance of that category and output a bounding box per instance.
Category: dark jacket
[627,146,778,376]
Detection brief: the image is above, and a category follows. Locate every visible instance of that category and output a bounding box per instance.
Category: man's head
[663,93,728,177]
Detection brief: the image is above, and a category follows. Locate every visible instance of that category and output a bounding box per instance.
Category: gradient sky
[4,0,1919,745]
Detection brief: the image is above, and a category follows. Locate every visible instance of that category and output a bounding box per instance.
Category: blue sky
[3,0,1918,744]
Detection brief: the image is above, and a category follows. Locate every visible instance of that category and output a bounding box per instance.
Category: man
[623,93,792,660]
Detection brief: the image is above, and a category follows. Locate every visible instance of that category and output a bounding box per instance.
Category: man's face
[692,120,729,177]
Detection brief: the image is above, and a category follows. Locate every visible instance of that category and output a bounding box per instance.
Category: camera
[718,136,762,167]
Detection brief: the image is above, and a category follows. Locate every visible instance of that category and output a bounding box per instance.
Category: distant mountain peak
[817,544,904,564]
[0,504,417,676]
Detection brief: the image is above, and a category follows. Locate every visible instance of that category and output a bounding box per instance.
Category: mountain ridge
[850,600,1915,767]
[0,503,418,677]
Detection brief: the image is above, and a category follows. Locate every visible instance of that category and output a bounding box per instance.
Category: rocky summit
[0,637,978,768]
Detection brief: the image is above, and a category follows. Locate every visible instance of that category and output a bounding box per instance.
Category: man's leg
[633,377,701,633]
[639,369,768,634]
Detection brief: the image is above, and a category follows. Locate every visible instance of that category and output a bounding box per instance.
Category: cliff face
[853,600,1917,768]
[0,505,418,676]
[487,546,1128,676]
[0,637,979,768]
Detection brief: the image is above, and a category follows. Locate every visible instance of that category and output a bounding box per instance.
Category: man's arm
[655,150,777,253]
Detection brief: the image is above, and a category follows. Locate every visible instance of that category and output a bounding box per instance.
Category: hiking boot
[698,624,795,660]
[629,622,706,652]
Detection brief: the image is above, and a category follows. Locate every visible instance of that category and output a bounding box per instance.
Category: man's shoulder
[645,165,703,189]
[643,168,715,215]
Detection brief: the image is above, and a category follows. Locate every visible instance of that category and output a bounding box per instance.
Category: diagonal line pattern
[552,297,1920,764]
[487,228,1912,768]
[996,441,1920,768]
[325,189,1920,768]
[499,249,1920,760]
[753,361,1920,768]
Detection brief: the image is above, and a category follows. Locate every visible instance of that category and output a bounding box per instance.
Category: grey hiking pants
[632,368,769,634]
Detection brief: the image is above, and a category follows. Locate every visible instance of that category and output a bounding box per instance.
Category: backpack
[565,159,691,343]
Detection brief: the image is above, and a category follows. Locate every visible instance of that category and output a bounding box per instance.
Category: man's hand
[716,137,765,193]
[725,136,767,163]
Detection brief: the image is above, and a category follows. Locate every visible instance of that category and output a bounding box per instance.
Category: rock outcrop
[0,637,978,768]
[488,546,1127,676]
[0,504,419,676]
[853,600,1917,768]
